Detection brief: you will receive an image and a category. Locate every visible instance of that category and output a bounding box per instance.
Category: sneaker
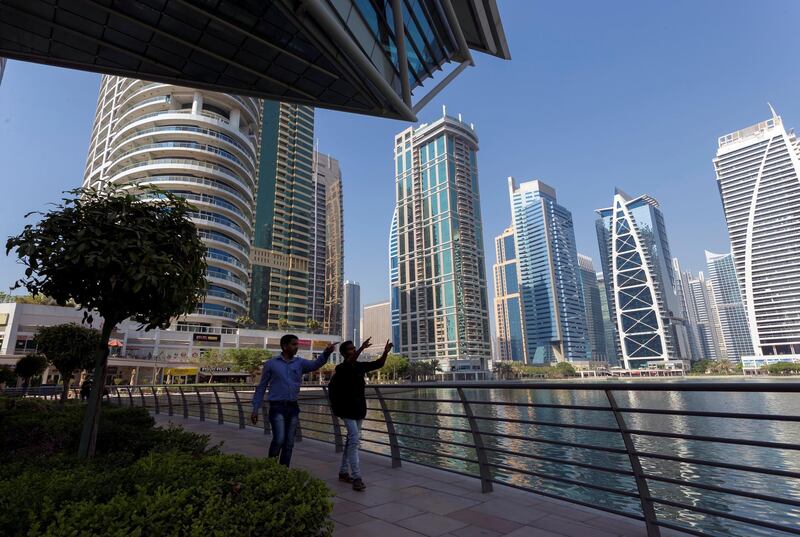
[338,472,353,483]
[352,478,366,491]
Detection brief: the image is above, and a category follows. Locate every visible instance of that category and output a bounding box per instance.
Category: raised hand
[325,342,339,354]
[360,337,373,351]
[384,340,393,353]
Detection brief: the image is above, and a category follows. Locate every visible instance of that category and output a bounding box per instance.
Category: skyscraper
[508,178,588,364]
[305,151,344,336]
[705,251,754,361]
[714,109,800,357]
[83,76,261,326]
[596,272,620,366]
[343,281,361,346]
[688,273,726,361]
[578,254,607,364]
[0,58,6,85]
[596,190,692,369]
[362,301,391,355]
[390,113,491,370]
[250,102,314,330]
[493,227,526,362]
[672,258,704,361]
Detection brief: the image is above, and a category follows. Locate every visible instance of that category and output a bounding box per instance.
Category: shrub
[0,399,218,459]
[1,452,332,537]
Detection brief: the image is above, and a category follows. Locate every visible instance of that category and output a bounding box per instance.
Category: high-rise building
[307,152,344,336]
[493,227,526,362]
[250,102,314,330]
[315,153,344,334]
[508,178,588,364]
[596,272,620,366]
[688,273,726,361]
[362,301,391,355]
[390,113,491,370]
[705,251,754,361]
[714,109,800,357]
[83,76,261,327]
[0,58,6,85]
[596,190,692,369]
[578,254,607,364]
[672,258,704,361]
[343,281,361,346]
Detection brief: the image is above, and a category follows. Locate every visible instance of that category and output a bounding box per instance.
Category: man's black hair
[340,340,355,353]
[280,334,299,349]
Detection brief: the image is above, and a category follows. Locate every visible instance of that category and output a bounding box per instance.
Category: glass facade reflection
[494,227,526,362]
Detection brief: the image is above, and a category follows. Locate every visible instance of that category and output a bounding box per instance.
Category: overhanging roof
[0,0,510,120]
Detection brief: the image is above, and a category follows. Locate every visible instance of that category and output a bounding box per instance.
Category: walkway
[154,415,690,537]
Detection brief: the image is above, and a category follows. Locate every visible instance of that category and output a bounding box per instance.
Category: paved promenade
[154,415,690,537]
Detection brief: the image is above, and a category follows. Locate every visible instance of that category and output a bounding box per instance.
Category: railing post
[322,386,343,453]
[125,387,134,407]
[164,386,174,416]
[137,386,146,407]
[177,386,189,418]
[457,387,493,493]
[211,386,224,424]
[373,386,401,468]
[194,386,205,421]
[295,401,303,443]
[605,389,661,537]
[231,387,246,429]
[114,387,121,405]
[151,386,160,414]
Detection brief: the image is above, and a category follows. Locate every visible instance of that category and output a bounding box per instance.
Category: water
[299,379,800,537]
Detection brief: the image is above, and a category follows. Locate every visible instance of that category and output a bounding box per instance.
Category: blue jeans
[268,401,300,466]
[339,419,363,479]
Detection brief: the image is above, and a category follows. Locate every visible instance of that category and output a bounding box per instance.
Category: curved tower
[83,76,261,327]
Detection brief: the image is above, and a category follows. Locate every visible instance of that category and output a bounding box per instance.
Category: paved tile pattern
[154,415,691,537]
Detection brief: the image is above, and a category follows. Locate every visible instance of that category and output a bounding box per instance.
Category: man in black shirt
[329,337,393,491]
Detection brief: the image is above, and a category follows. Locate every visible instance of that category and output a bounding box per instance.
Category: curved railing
[22,381,800,537]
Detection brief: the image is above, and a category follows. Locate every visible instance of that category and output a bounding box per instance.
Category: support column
[230,108,241,130]
[191,91,203,115]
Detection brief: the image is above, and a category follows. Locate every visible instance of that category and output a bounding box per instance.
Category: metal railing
[17,381,799,537]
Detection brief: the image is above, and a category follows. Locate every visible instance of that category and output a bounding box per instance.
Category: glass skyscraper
[578,254,608,364]
[705,251,754,361]
[508,179,588,364]
[343,281,361,346]
[596,272,620,366]
[250,102,314,330]
[688,273,726,361]
[714,110,800,357]
[596,190,692,369]
[390,113,491,370]
[493,227,526,362]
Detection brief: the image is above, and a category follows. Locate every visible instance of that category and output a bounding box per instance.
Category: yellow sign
[164,368,198,376]
[0,313,7,326]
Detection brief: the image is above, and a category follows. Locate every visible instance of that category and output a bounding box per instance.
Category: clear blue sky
[1,1,799,312]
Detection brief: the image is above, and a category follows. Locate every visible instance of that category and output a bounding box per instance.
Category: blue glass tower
[508,178,588,363]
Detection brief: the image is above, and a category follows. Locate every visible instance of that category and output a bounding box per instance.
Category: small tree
[226,348,271,380]
[277,318,290,331]
[15,354,47,395]
[554,362,576,377]
[6,186,207,457]
[305,318,320,334]
[34,323,100,405]
[236,315,255,329]
[0,367,18,388]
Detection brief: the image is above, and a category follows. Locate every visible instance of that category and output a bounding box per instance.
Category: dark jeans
[268,401,300,466]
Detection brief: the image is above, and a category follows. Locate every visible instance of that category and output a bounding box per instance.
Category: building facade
[250,102,314,330]
[578,254,607,364]
[343,281,361,346]
[362,301,391,355]
[713,110,800,357]
[705,251,754,361]
[596,190,692,369]
[508,179,588,364]
[390,114,491,370]
[672,258,704,361]
[83,76,262,327]
[688,273,726,361]
[493,227,526,362]
[317,153,344,337]
[596,272,620,366]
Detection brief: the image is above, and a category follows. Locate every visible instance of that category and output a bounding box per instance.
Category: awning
[164,368,198,376]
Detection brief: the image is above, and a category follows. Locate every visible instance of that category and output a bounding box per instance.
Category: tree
[554,362,576,377]
[34,323,100,405]
[767,361,800,376]
[305,318,320,334]
[0,367,17,388]
[690,359,713,374]
[226,348,271,379]
[15,354,47,395]
[6,186,207,457]
[277,318,290,331]
[708,359,735,375]
[236,315,255,329]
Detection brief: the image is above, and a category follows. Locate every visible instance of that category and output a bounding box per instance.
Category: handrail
[88,381,800,537]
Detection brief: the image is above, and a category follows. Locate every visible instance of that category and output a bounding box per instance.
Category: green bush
[0,452,332,537]
[0,399,219,459]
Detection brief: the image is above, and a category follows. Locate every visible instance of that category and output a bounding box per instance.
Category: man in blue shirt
[251,334,337,466]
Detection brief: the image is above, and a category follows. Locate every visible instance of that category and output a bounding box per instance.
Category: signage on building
[193,333,221,343]
[200,366,231,373]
